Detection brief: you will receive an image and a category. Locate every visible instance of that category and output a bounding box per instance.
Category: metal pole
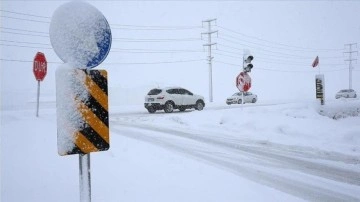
[201,19,217,103]
[242,92,244,105]
[349,45,352,89]
[344,43,358,89]
[36,80,40,117]
[207,23,213,103]
[79,154,91,202]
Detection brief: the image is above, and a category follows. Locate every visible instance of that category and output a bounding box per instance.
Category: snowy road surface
[2,100,360,202]
[110,102,360,201]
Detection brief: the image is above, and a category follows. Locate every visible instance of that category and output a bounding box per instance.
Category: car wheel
[147,107,156,114]
[354,94,357,98]
[238,99,242,104]
[164,102,174,113]
[195,101,204,111]
[252,98,256,103]
[179,107,186,112]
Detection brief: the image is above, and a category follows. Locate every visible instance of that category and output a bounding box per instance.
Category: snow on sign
[236,72,251,92]
[49,1,112,69]
[56,67,109,155]
[33,52,47,81]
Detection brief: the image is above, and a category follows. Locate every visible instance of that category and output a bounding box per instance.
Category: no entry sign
[236,71,251,92]
[33,52,47,81]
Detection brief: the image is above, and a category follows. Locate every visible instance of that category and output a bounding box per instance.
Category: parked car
[226,92,257,105]
[335,89,357,99]
[144,87,205,113]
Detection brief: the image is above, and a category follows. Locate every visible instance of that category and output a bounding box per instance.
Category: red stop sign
[33,52,47,81]
[236,72,251,92]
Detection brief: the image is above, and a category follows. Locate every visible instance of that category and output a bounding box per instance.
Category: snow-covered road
[110,102,360,201]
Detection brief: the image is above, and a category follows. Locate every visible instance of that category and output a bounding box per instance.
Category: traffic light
[243,54,254,72]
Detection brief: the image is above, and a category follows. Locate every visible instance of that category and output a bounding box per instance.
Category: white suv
[144,87,205,113]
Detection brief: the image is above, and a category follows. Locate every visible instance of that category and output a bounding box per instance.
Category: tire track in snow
[110,123,360,202]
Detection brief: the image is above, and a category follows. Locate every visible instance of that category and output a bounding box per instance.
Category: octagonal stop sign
[33,52,47,81]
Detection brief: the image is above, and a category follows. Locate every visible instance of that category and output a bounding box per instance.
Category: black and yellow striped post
[56,69,109,156]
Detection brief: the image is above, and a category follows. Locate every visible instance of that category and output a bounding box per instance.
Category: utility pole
[202,19,217,102]
[344,43,358,89]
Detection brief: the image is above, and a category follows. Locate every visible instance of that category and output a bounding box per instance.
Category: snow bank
[318,99,360,119]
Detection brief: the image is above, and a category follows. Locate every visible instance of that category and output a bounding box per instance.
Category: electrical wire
[216,25,344,52]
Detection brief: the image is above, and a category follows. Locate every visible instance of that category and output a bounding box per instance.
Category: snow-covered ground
[1,99,359,202]
[1,1,360,201]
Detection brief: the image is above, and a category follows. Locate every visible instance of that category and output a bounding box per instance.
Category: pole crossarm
[202,30,218,35]
[202,18,217,23]
[203,43,217,46]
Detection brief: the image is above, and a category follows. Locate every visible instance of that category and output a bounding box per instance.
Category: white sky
[1,0,360,108]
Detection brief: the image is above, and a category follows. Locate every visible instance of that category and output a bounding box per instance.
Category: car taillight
[157,96,165,99]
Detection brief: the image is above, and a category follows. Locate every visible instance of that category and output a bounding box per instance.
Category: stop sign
[33,52,47,81]
[236,72,251,92]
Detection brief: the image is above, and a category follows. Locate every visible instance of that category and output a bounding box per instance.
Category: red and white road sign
[33,52,47,81]
[236,71,251,92]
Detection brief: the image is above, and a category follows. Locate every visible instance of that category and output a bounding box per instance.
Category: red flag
[312,56,319,68]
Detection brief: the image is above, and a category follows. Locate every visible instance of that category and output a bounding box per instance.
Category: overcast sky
[1,1,360,108]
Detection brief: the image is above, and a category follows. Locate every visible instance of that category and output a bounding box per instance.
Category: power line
[216,25,344,52]
[0,58,205,65]
[220,32,341,53]
[214,60,348,73]
[111,24,202,31]
[0,15,50,23]
[0,9,50,19]
[0,27,48,34]
[112,37,202,42]
[0,10,201,30]
[1,30,49,37]
[0,43,52,49]
[0,39,50,46]
[218,36,340,59]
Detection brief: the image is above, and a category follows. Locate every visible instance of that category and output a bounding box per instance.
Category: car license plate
[148,98,154,102]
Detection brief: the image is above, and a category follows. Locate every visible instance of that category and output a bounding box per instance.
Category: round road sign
[49,1,112,69]
[236,71,251,92]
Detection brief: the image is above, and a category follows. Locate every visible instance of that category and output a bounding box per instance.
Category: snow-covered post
[36,81,40,117]
[50,2,112,202]
[79,154,91,202]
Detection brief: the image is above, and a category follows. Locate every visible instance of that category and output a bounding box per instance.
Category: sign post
[50,2,112,202]
[33,52,47,117]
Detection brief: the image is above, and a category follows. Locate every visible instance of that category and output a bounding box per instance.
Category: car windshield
[147,89,162,95]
